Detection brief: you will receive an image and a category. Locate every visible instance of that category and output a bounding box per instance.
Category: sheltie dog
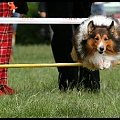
[71,15,120,70]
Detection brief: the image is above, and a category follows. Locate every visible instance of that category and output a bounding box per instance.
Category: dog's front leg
[90,57,104,70]
[103,60,111,69]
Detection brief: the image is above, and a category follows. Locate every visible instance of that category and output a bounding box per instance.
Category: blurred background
[16,2,51,45]
[104,2,120,18]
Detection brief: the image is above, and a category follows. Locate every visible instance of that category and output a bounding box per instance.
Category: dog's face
[86,20,119,56]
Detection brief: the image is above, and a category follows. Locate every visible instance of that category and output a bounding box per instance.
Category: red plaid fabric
[0,2,15,95]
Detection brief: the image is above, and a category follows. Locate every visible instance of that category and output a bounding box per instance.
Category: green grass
[0,45,120,118]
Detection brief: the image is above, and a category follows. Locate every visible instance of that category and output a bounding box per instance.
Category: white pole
[0,18,87,24]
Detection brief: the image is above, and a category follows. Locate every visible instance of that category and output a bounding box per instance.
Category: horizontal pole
[0,18,120,24]
[0,63,82,68]
[0,18,87,24]
[0,61,120,68]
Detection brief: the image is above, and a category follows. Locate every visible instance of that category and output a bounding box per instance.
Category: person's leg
[47,2,78,91]
[0,31,15,95]
[50,25,78,91]
[77,67,100,92]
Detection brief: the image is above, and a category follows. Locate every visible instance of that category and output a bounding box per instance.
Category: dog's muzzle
[98,46,105,54]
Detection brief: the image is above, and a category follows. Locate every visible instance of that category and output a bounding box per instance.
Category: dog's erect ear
[108,21,115,33]
[88,20,95,34]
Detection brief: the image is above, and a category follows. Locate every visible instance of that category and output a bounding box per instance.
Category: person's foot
[0,85,15,95]
[58,71,78,91]
[0,89,5,95]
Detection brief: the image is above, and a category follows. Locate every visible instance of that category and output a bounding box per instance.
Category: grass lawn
[0,44,120,118]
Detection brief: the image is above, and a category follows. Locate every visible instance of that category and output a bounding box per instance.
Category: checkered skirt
[0,2,13,84]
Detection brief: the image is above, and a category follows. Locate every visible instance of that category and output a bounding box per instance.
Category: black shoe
[58,69,78,91]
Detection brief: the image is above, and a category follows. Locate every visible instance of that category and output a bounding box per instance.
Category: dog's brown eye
[95,37,99,40]
[104,38,108,41]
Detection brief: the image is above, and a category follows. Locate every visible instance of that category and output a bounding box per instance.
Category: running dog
[71,15,120,70]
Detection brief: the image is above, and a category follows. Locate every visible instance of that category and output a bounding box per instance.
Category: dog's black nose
[99,46,104,51]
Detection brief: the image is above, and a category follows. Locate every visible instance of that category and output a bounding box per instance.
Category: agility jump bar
[0,63,82,68]
[0,18,87,24]
[0,62,120,68]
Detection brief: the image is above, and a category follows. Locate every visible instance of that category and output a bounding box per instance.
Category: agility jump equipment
[0,18,87,24]
[0,18,120,68]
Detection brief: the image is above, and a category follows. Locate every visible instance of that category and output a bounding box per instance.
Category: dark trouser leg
[47,2,78,91]
[77,66,100,92]
[58,66,78,91]
[58,67,78,91]
[51,25,78,91]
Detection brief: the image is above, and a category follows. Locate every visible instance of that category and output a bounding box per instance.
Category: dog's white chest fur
[89,52,112,70]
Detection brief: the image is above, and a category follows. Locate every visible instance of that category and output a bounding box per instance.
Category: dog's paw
[96,59,104,70]
[95,59,111,70]
[103,60,111,69]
